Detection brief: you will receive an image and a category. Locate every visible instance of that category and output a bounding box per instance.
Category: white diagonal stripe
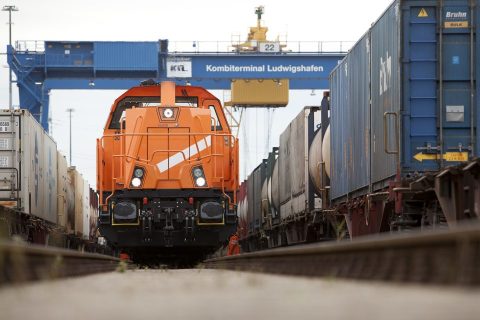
[157,135,211,173]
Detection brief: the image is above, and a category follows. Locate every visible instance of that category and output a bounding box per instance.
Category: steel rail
[0,241,124,285]
[204,223,480,286]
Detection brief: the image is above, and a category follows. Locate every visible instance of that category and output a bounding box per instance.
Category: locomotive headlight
[134,167,144,178]
[192,166,207,187]
[131,177,141,188]
[193,167,203,178]
[163,108,174,118]
[195,177,206,187]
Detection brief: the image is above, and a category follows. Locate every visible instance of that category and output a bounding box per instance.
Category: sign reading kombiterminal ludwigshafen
[166,57,329,79]
[205,64,324,73]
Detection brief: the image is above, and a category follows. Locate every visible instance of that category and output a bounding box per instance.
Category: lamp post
[2,5,19,110]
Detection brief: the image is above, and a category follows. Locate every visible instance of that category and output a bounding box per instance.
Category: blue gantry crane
[7,40,345,130]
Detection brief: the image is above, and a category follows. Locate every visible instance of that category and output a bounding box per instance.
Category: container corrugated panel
[65,167,75,234]
[370,1,400,189]
[270,158,280,214]
[89,188,98,239]
[94,42,158,71]
[330,53,350,200]
[278,107,318,219]
[278,124,291,211]
[349,37,371,195]
[290,110,306,198]
[71,168,84,237]
[288,109,307,217]
[57,151,75,234]
[245,162,266,234]
[246,173,255,234]
[253,161,267,230]
[0,110,57,223]
[56,151,68,228]
[331,32,371,201]
[43,131,58,223]
[331,3,398,200]
[83,182,90,240]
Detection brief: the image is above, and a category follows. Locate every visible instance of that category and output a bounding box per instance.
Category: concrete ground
[0,269,479,320]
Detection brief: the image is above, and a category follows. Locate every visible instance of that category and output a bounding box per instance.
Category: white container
[0,109,57,223]
[83,182,90,240]
[56,151,67,228]
[70,168,84,237]
[89,188,99,240]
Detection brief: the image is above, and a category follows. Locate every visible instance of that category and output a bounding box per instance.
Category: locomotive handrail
[100,132,235,138]
[99,130,237,203]
[101,132,235,164]
[112,151,226,169]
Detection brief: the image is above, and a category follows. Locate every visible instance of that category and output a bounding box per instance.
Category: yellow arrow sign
[413,152,469,162]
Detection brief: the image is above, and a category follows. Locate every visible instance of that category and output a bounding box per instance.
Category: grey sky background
[0,0,393,186]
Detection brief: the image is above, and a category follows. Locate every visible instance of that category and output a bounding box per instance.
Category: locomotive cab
[97,81,238,255]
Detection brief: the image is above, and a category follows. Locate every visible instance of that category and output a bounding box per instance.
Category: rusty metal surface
[0,241,122,285]
[330,33,371,201]
[204,223,480,286]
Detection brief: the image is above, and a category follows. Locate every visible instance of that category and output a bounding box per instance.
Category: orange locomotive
[97,81,238,257]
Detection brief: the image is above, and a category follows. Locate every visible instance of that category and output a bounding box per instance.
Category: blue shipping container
[330,35,370,200]
[330,0,479,202]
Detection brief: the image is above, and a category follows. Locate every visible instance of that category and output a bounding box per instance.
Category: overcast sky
[0,0,393,185]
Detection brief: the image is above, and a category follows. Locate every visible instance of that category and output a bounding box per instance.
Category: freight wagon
[239,0,480,249]
[239,102,337,250]
[0,109,57,223]
[0,109,98,245]
[329,0,480,236]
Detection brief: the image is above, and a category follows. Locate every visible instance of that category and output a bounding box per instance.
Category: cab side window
[209,105,223,131]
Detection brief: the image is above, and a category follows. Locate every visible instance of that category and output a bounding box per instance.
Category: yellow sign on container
[413,152,469,162]
[445,21,468,28]
[228,79,289,108]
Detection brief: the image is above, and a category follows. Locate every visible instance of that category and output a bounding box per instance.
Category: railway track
[204,223,480,286]
[0,241,123,285]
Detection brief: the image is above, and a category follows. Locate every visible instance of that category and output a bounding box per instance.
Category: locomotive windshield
[108,96,198,129]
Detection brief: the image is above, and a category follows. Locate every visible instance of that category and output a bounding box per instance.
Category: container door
[402,5,438,171]
[440,3,475,162]
[403,2,476,170]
